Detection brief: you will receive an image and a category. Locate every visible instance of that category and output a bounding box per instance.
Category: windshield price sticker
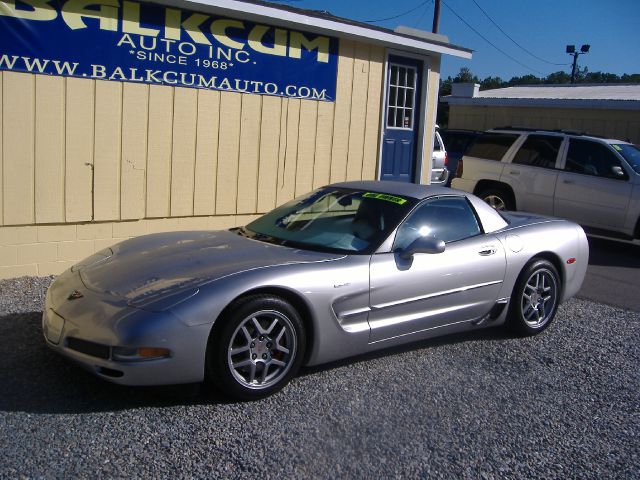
[363,192,407,205]
[612,144,623,151]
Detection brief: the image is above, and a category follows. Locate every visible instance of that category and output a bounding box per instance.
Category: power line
[414,1,432,29]
[363,0,432,23]
[440,0,545,75]
[471,0,568,66]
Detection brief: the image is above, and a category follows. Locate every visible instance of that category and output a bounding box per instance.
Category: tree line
[440,67,640,96]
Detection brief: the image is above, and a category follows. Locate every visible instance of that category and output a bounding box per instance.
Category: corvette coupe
[43,181,588,400]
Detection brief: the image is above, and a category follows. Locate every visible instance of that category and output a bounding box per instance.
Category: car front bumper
[42,270,212,386]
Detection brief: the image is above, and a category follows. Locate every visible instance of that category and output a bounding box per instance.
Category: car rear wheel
[478,188,514,211]
[507,259,560,336]
[207,295,306,401]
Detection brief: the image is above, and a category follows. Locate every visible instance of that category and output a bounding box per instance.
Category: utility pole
[432,0,441,33]
[566,44,590,83]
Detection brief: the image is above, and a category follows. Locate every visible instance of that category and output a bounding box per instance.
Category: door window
[564,139,629,180]
[393,197,481,250]
[465,133,519,161]
[512,135,562,169]
[386,64,417,130]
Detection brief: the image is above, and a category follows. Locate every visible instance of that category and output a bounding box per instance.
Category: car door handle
[509,170,520,175]
[563,179,574,184]
[478,246,497,256]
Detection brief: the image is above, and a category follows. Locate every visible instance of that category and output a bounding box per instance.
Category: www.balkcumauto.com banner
[0,0,339,101]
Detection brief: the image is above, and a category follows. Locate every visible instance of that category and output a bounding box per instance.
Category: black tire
[478,188,515,211]
[506,259,560,336]
[207,295,306,401]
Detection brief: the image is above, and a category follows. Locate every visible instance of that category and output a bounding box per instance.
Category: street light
[566,44,590,83]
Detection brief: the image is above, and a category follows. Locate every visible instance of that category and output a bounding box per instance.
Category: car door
[554,138,633,230]
[500,134,564,215]
[368,196,506,343]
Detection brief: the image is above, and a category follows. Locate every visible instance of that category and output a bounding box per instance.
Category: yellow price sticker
[363,192,407,205]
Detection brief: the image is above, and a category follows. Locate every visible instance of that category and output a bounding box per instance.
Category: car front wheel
[207,295,306,401]
[507,259,560,335]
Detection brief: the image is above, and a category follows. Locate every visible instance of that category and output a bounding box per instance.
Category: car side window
[433,134,442,151]
[512,135,562,169]
[393,197,481,250]
[441,132,475,154]
[465,133,519,161]
[565,139,629,180]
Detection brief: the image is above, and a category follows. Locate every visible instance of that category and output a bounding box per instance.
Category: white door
[368,196,506,342]
[500,134,564,215]
[554,138,632,229]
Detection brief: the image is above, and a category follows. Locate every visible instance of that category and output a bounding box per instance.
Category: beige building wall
[448,104,640,144]
[0,39,392,279]
[420,57,441,184]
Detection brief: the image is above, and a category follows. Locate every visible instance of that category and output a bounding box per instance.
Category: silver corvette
[43,181,588,400]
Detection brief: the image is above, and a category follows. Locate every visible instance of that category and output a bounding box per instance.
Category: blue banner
[0,0,339,101]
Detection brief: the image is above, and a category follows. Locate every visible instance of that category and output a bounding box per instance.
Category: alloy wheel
[521,268,558,329]
[227,310,297,390]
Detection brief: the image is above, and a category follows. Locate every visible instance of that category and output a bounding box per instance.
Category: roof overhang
[153,0,472,59]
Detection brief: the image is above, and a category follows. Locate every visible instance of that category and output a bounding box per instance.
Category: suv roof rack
[491,126,609,139]
[492,126,584,135]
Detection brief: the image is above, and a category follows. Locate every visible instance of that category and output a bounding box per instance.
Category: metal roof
[443,84,640,110]
[474,84,640,101]
[155,0,472,59]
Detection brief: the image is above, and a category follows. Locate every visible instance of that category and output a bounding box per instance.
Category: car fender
[168,255,373,367]
[494,220,588,303]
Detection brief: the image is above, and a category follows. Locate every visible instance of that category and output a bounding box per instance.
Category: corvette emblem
[67,290,84,300]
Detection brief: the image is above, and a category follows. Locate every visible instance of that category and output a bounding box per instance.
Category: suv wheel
[479,188,514,211]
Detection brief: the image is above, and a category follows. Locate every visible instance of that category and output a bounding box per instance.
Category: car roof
[329,181,463,200]
[439,128,483,134]
[489,127,633,145]
[329,181,509,233]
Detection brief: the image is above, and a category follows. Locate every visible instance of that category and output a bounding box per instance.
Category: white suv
[431,128,449,185]
[452,128,640,240]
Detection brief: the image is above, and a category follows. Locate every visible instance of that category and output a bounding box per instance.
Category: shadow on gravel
[0,312,231,414]
[588,237,640,268]
[1,311,515,414]
[301,326,516,377]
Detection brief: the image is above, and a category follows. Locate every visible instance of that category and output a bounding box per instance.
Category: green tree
[544,71,571,84]
[453,67,479,84]
[585,71,620,83]
[508,74,542,86]
[480,76,506,90]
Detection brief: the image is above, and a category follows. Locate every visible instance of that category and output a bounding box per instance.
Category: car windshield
[612,143,640,174]
[243,187,416,254]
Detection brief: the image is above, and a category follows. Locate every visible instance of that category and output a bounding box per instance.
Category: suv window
[465,133,519,161]
[612,143,640,174]
[393,197,481,250]
[565,139,629,180]
[512,135,562,169]
[440,131,478,154]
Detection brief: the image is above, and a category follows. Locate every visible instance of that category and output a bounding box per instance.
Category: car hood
[78,230,342,305]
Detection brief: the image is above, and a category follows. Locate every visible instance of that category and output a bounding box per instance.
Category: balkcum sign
[0,0,339,101]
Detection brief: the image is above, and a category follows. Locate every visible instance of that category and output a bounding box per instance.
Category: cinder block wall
[0,39,388,278]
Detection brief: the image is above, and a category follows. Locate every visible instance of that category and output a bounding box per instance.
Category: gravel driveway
[1,276,638,478]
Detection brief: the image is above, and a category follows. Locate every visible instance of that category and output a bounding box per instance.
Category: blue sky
[267,0,640,81]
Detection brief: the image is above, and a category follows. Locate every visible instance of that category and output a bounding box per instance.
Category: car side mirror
[399,236,446,260]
